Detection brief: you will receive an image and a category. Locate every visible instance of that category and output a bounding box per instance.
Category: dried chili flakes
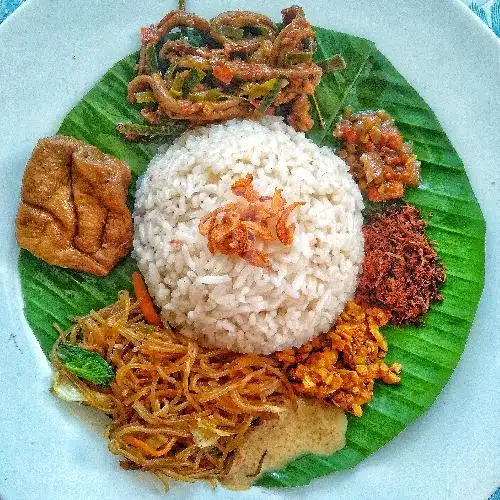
[274,300,401,416]
[199,175,304,269]
[355,203,446,325]
[334,108,420,202]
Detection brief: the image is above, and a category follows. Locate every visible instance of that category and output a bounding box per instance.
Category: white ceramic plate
[0,1,499,499]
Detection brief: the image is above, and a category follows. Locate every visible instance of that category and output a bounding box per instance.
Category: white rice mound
[133,117,364,354]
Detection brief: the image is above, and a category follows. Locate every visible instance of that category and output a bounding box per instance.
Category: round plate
[0,1,499,499]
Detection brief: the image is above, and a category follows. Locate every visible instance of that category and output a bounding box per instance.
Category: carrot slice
[132,272,163,327]
[123,435,176,457]
[212,62,234,84]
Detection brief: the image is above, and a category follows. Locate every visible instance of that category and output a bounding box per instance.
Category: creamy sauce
[222,398,347,489]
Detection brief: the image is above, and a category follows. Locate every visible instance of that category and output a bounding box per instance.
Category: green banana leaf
[18,26,485,488]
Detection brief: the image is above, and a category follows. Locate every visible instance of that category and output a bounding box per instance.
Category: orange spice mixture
[334,108,420,202]
[199,175,304,269]
[274,301,401,416]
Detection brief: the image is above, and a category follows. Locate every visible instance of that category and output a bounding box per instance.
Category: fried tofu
[16,136,133,276]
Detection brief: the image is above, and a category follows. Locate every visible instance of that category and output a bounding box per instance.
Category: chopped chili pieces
[355,204,446,325]
[212,62,235,85]
[199,175,304,269]
[334,108,420,202]
[140,25,158,45]
[274,301,401,416]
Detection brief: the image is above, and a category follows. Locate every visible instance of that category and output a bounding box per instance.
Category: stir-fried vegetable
[134,91,156,103]
[283,52,313,65]
[182,68,206,97]
[189,89,230,102]
[169,68,206,98]
[170,71,187,97]
[165,61,178,80]
[218,25,245,40]
[128,6,324,133]
[146,44,159,73]
[212,62,234,84]
[241,79,278,100]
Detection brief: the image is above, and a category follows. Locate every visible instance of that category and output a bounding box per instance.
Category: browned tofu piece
[16,135,133,276]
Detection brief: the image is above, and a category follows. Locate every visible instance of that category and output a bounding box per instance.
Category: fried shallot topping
[274,301,402,416]
[199,175,304,269]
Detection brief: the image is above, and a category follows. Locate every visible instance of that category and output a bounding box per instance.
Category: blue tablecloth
[469,0,500,35]
[1,0,23,23]
[0,0,498,498]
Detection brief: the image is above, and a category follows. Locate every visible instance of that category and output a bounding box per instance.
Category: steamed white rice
[133,117,364,354]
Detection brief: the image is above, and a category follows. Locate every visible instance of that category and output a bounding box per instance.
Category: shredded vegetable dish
[119,5,344,140]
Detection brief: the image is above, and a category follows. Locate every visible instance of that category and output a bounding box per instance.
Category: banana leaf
[18,26,485,487]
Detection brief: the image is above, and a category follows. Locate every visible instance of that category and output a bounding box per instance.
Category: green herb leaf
[56,343,114,386]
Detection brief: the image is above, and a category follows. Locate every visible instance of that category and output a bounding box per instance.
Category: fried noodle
[51,291,294,486]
